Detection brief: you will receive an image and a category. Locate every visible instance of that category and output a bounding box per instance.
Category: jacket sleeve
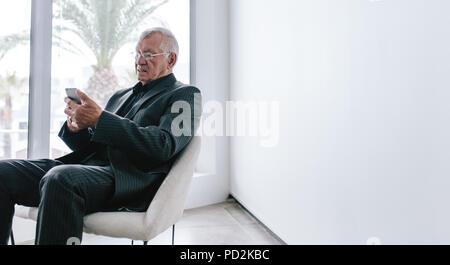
[58,123,92,152]
[90,86,202,164]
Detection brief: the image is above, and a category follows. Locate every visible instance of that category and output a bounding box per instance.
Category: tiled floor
[12,198,284,245]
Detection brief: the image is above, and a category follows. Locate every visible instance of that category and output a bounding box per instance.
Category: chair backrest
[143,136,201,237]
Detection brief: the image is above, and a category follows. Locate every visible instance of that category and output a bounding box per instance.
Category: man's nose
[137,56,147,65]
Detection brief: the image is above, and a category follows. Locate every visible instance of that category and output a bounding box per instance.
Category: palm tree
[0,33,29,158]
[0,72,27,158]
[53,0,168,106]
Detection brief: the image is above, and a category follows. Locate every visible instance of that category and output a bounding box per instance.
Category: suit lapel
[112,90,133,114]
[124,74,177,119]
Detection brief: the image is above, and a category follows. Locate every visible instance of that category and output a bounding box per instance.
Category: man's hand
[64,89,103,131]
[66,115,81,133]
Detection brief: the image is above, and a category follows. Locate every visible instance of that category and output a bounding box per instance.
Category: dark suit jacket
[56,74,202,211]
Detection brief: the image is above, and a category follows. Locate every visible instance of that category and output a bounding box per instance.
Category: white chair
[11,136,201,245]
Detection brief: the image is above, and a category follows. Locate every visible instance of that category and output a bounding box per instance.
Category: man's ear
[168,53,177,68]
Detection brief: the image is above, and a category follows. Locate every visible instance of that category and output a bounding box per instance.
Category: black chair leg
[132,240,148,245]
[172,224,175,245]
[10,230,15,245]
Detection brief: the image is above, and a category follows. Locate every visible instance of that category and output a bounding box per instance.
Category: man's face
[135,33,172,85]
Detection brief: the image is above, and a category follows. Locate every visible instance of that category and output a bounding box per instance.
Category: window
[0,1,31,159]
[49,0,190,158]
[0,0,190,159]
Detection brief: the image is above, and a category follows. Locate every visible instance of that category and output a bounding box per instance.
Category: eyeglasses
[135,51,170,61]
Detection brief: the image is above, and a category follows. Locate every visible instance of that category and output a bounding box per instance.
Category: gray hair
[137,27,179,57]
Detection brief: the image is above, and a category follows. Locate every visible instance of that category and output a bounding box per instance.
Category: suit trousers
[0,159,116,245]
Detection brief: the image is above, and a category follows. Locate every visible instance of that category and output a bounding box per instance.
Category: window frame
[27,0,52,159]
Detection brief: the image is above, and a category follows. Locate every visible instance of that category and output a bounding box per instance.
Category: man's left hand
[64,89,103,129]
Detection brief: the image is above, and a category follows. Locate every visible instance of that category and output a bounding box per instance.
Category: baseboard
[228,194,287,245]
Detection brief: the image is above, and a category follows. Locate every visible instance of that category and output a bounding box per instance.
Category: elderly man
[0,27,202,245]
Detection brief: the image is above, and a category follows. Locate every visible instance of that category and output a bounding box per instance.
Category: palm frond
[115,0,169,48]
[53,0,168,69]
[54,0,99,58]
[52,33,84,55]
[0,32,30,61]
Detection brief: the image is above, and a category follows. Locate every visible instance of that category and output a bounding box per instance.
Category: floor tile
[240,224,283,245]
[12,199,283,245]
[177,204,240,229]
[173,225,256,245]
[224,203,258,225]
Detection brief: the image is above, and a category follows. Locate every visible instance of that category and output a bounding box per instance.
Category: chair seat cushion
[15,205,39,220]
[14,205,150,241]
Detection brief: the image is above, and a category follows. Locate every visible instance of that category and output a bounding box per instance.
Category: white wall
[229,0,450,244]
[185,0,230,209]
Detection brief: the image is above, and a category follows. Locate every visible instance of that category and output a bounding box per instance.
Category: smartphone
[65,88,81,104]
